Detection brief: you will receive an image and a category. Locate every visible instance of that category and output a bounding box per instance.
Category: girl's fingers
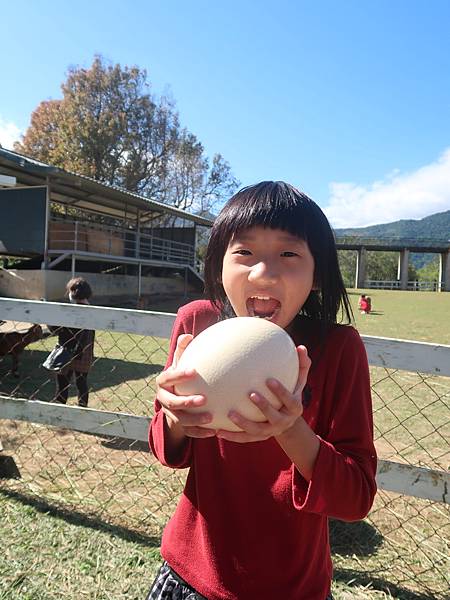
[216,351,311,443]
[227,402,278,433]
[156,366,197,389]
[265,379,297,410]
[162,406,212,427]
[173,334,193,368]
[157,386,206,410]
[294,345,311,393]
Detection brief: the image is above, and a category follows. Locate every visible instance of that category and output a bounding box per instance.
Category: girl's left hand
[216,345,311,443]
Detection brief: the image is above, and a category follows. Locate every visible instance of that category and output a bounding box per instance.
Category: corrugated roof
[0,147,214,227]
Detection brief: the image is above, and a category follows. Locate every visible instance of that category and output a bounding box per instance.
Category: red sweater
[149,300,377,600]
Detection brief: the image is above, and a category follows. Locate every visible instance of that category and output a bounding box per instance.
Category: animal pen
[0,297,449,599]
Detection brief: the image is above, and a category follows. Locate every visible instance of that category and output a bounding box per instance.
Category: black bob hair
[204,181,353,325]
[65,277,92,301]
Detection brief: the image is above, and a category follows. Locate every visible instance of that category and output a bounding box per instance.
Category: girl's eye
[233,249,252,255]
[281,251,298,257]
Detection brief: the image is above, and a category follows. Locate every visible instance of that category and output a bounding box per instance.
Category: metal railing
[365,280,444,291]
[48,217,196,266]
[335,235,450,250]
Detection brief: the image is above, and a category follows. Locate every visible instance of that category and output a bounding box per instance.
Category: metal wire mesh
[1,317,449,599]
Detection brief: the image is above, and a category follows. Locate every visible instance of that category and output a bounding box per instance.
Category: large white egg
[175,316,299,432]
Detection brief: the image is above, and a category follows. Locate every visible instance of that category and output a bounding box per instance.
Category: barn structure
[0,147,213,306]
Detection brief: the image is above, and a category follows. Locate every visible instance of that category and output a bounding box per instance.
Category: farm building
[0,147,213,307]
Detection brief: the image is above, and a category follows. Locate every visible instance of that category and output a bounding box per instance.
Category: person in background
[358,294,370,314]
[51,277,95,407]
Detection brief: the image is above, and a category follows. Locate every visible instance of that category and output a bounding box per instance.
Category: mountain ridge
[334,209,450,240]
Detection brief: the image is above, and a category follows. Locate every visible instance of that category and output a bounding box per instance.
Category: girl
[358,294,370,314]
[148,182,377,600]
[51,277,95,407]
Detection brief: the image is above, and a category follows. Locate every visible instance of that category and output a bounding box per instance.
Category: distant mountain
[334,210,450,270]
[334,210,450,240]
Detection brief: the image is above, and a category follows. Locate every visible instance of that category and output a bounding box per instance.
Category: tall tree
[338,249,418,286]
[417,256,440,282]
[15,55,238,212]
[337,250,357,287]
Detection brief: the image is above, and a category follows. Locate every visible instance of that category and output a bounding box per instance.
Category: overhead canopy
[0,147,214,227]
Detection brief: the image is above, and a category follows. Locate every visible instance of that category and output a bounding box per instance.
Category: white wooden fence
[0,297,449,504]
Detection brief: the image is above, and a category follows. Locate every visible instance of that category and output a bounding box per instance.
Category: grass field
[349,289,450,344]
[2,489,423,600]
[0,289,449,599]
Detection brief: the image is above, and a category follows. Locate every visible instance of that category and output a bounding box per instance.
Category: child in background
[148,181,377,600]
[359,294,371,314]
[50,277,95,407]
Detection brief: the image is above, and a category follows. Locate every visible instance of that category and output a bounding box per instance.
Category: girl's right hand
[155,334,216,438]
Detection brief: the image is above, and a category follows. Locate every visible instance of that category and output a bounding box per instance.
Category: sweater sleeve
[148,306,194,469]
[292,327,377,521]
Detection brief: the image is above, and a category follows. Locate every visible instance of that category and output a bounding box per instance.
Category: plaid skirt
[146,562,334,599]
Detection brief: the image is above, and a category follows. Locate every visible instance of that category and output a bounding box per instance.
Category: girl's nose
[248,261,278,285]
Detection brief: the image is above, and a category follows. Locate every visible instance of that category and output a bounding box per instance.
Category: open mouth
[246,296,281,320]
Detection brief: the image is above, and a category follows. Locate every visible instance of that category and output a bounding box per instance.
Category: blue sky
[1,0,449,227]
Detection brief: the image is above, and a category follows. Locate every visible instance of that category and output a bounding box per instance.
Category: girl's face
[221,225,315,331]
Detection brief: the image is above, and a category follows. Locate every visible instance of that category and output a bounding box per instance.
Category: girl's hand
[216,345,311,443]
[155,334,216,439]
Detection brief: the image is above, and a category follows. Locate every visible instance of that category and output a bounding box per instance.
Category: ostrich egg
[175,316,299,432]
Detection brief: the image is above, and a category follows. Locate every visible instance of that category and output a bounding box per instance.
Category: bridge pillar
[398,249,409,290]
[355,247,367,288]
[439,251,450,292]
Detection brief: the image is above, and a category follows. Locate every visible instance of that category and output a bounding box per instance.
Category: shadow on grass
[330,521,440,599]
[0,349,163,402]
[0,455,21,478]
[0,490,439,600]
[99,437,150,452]
[333,568,437,600]
[330,519,383,557]
[0,488,161,548]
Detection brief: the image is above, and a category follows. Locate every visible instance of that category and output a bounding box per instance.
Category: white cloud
[0,117,22,149]
[324,149,450,228]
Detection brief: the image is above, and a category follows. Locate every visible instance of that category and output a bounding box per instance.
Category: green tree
[15,55,238,212]
[337,250,357,287]
[417,256,440,282]
[338,249,418,287]
[366,251,398,281]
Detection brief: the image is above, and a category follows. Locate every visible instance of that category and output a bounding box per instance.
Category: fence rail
[365,279,443,291]
[1,297,449,598]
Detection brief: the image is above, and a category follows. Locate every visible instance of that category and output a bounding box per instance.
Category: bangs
[215,182,310,242]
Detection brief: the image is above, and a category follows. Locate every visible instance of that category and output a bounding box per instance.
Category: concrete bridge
[335,236,450,291]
